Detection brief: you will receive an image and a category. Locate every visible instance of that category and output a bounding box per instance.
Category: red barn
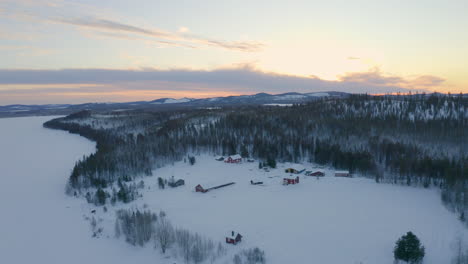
[224,154,242,163]
[226,231,242,245]
[306,171,325,177]
[195,184,207,193]
[283,176,300,185]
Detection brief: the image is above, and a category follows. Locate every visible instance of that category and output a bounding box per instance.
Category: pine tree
[95,188,107,205]
[394,231,425,263]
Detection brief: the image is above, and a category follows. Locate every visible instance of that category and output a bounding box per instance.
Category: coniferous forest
[44,93,467,224]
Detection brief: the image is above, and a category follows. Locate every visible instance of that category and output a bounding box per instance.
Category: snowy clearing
[124,156,468,264]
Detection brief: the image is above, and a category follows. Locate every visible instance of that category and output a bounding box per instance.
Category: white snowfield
[0,116,466,264]
[135,156,468,264]
[0,117,160,264]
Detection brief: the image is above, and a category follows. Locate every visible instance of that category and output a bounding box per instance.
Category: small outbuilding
[283,176,300,185]
[168,179,185,188]
[335,170,350,177]
[306,170,325,177]
[215,156,225,161]
[195,184,207,193]
[225,154,242,163]
[226,231,243,245]
[285,164,305,174]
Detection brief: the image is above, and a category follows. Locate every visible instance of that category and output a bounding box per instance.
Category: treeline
[45,94,467,223]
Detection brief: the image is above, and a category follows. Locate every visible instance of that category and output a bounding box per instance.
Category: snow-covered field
[1,116,466,264]
[0,117,158,264]
[124,156,468,264]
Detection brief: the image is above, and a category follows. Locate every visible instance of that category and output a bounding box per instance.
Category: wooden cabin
[168,179,185,188]
[283,176,300,185]
[285,164,305,174]
[225,154,242,163]
[306,170,325,177]
[226,231,243,245]
[335,170,350,177]
[195,184,207,193]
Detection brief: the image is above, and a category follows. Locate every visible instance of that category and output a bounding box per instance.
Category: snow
[0,117,170,264]
[335,170,349,174]
[163,98,192,104]
[273,94,306,100]
[129,156,467,264]
[307,92,330,97]
[1,117,466,264]
[228,154,242,160]
[263,103,293,107]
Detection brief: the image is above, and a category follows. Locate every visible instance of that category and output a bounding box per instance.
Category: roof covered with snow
[227,231,241,239]
[287,164,305,171]
[229,154,242,160]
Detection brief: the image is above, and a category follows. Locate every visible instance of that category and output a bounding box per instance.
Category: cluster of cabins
[284,165,350,178]
[215,154,255,163]
[282,165,350,185]
[196,155,352,245]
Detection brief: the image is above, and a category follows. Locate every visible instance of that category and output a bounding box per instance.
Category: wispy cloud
[52,17,264,52]
[1,0,264,52]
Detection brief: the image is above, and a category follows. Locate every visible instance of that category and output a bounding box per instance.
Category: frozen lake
[0,117,155,264]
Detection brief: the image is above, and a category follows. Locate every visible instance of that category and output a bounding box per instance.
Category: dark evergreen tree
[266,157,276,168]
[394,232,425,263]
[95,188,107,205]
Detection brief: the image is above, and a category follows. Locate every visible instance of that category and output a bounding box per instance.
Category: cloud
[51,17,264,52]
[1,0,264,52]
[338,67,445,90]
[347,56,360,60]
[0,66,443,104]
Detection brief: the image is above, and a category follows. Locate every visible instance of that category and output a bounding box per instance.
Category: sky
[0,0,467,105]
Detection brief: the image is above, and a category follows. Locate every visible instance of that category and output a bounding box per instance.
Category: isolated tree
[154,214,174,254]
[158,177,165,189]
[189,156,196,165]
[394,232,425,263]
[266,157,276,168]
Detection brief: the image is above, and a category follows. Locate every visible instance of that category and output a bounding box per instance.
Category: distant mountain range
[0,92,349,117]
[2,91,463,118]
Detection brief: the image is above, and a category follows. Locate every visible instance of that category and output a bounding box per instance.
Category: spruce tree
[394,231,425,263]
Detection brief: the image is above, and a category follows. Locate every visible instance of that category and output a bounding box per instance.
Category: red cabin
[306,171,325,177]
[224,154,242,163]
[195,184,207,193]
[226,231,242,245]
[283,176,300,185]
